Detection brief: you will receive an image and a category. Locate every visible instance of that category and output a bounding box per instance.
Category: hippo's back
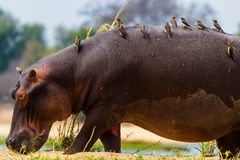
[83,26,240,108]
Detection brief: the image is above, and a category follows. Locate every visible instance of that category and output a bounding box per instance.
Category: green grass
[90,140,187,152]
[0,136,5,145]
[0,136,186,152]
[86,156,106,160]
[121,141,186,151]
[28,154,61,160]
[44,138,186,152]
[0,135,186,152]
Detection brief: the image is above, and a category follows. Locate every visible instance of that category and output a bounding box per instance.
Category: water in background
[123,144,202,156]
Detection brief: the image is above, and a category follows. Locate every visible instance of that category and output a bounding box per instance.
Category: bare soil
[0,150,218,160]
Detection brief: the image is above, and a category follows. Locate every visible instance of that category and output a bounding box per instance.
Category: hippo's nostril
[6,137,17,147]
[9,137,14,144]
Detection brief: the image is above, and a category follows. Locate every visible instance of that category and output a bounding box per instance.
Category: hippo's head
[6,67,73,154]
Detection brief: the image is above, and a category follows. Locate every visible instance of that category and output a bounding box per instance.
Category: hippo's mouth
[30,131,50,152]
[6,128,50,154]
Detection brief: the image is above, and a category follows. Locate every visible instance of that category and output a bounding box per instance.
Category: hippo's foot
[217,130,240,158]
[100,124,121,153]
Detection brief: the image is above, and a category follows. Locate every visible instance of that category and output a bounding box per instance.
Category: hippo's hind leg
[100,124,121,152]
[217,130,240,158]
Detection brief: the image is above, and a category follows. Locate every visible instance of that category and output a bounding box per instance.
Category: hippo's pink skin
[6,25,240,156]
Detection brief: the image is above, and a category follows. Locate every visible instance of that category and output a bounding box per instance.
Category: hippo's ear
[16,67,22,75]
[29,69,37,80]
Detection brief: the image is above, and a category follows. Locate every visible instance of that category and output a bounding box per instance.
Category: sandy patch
[0,150,218,160]
[0,125,10,137]
[0,104,12,124]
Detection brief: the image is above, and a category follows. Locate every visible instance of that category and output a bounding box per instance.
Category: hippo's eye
[18,92,26,100]
[16,91,27,107]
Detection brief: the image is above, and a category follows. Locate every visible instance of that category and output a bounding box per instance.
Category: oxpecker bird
[140,25,150,40]
[213,20,224,32]
[181,18,191,27]
[165,22,172,37]
[118,26,127,39]
[115,17,127,39]
[197,20,208,30]
[171,16,177,28]
[75,35,81,51]
[115,17,123,27]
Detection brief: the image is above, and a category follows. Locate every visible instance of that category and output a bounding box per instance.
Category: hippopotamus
[6,20,240,157]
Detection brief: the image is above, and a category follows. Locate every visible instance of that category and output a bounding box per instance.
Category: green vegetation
[55,26,95,49]
[0,8,48,71]
[134,155,144,160]
[0,8,96,72]
[44,138,186,152]
[27,153,61,160]
[0,8,20,71]
[195,141,217,157]
[121,141,185,151]
[86,156,105,160]
[0,135,185,153]
[46,115,80,151]
[20,40,47,68]
[2,135,240,159]
[0,136,5,145]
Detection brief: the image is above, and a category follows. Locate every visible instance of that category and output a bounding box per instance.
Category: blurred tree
[20,40,46,68]
[80,0,215,26]
[0,8,47,71]
[54,26,95,49]
[0,8,20,71]
[20,24,45,45]
[19,24,48,68]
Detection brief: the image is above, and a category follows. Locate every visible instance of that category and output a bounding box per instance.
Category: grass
[0,136,5,145]
[44,138,186,152]
[0,133,187,152]
[2,135,240,159]
[0,151,221,160]
[121,140,185,151]
[194,141,217,157]
[28,154,61,160]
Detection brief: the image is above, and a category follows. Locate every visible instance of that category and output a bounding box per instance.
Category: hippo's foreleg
[217,130,240,158]
[64,105,121,154]
[100,124,121,152]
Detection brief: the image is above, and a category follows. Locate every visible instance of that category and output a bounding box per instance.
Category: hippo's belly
[123,89,240,142]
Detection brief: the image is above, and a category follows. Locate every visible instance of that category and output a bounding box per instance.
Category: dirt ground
[0,150,218,160]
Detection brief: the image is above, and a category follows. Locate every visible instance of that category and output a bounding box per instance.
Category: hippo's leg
[217,130,240,158]
[64,106,121,154]
[100,124,121,152]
